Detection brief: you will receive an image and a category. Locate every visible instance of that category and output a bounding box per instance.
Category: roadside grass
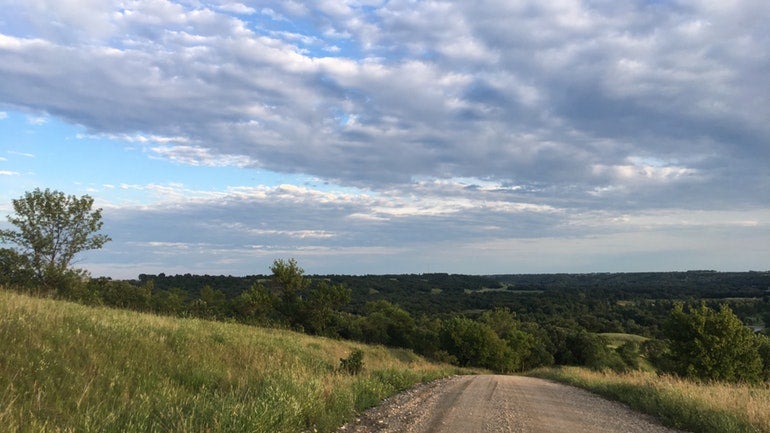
[0,290,462,433]
[530,366,770,433]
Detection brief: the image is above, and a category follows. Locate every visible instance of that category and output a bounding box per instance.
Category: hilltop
[0,290,461,433]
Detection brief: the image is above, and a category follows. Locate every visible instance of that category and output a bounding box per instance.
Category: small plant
[340,349,365,375]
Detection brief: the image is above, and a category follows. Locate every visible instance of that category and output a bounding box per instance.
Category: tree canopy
[0,188,110,290]
[664,303,764,382]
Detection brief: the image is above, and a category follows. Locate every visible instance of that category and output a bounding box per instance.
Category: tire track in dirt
[337,375,688,433]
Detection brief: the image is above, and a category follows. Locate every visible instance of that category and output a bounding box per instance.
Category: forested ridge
[133,270,770,333]
[4,251,770,376]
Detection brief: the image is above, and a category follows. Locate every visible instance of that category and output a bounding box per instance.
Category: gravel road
[337,375,688,433]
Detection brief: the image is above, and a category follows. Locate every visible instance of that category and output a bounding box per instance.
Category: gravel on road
[336,375,688,433]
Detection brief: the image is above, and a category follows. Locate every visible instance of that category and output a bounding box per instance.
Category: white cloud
[1,0,769,275]
[26,115,47,125]
[150,145,257,168]
[218,3,256,15]
[7,151,35,158]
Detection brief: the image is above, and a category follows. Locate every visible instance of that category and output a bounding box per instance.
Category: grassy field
[0,290,462,433]
[598,332,649,349]
[531,366,770,433]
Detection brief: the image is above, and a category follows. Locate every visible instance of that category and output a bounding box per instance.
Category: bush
[340,349,365,375]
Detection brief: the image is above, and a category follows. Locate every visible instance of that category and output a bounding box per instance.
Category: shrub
[340,349,365,375]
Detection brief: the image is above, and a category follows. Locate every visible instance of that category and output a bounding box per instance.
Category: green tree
[479,308,536,372]
[305,281,351,336]
[270,258,310,324]
[0,247,35,288]
[232,283,276,325]
[361,300,417,348]
[440,316,515,372]
[0,188,110,291]
[663,303,763,382]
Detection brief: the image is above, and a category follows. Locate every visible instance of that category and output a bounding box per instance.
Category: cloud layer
[1,0,768,276]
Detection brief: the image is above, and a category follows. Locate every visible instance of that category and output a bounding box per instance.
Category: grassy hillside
[0,290,461,433]
[532,367,770,433]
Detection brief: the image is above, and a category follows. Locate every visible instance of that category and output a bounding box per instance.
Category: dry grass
[531,366,770,433]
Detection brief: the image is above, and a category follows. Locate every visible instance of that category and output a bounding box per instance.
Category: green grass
[530,367,770,433]
[0,290,462,433]
[598,332,649,349]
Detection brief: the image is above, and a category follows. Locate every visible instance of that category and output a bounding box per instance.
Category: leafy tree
[564,331,624,371]
[191,284,227,319]
[663,303,763,382]
[232,283,276,325]
[440,316,515,372]
[0,188,110,291]
[757,334,770,381]
[0,247,35,288]
[94,278,152,311]
[305,281,351,336]
[361,300,416,348]
[152,287,188,316]
[270,258,310,323]
[479,308,536,372]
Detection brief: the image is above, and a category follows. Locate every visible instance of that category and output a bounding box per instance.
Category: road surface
[337,375,687,433]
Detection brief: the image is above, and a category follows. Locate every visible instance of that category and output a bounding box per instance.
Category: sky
[0,0,768,279]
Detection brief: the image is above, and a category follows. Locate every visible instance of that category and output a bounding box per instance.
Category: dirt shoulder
[337,375,688,433]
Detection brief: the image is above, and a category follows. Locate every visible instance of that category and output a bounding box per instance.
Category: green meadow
[0,290,461,433]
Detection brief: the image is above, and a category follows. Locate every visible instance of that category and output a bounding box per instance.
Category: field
[532,367,770,433]
[598,332,649,349]
[0,290,462,433]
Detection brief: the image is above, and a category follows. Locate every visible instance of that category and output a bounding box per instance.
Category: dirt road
[337,375,687,433]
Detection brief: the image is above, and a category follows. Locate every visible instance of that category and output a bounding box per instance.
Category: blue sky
[1,0,769,278]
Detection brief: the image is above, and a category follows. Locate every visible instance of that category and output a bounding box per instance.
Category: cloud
[7,151,35,158]
[88,183,770,277]
[1,1,768,275]
[26,115,47,125]
[0,1,763,212]
[217,3,256,16]
[150,145,257,168]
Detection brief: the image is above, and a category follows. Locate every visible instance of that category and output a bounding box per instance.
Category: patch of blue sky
[0,110,369,205]
[243,8,363,59]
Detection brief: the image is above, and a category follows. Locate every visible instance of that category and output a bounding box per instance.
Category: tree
[440,316,515,372]
[305,281,351,336]
[0,247,34,288]
[0,188,110,290]
[270,258,310,323]
[361,300,416,348]
[479,308,535,372]
[663,303,763,382]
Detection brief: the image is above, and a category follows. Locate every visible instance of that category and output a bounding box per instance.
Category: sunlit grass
[531,366,770,433]
[0,290,461,433]
[598,332,649,349]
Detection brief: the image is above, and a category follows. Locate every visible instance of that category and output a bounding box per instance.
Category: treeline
[5,260,770,378]
[130,269,770,338]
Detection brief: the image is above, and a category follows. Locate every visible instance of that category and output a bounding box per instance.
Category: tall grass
[531,366,770,433]
[0,290,461,433]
